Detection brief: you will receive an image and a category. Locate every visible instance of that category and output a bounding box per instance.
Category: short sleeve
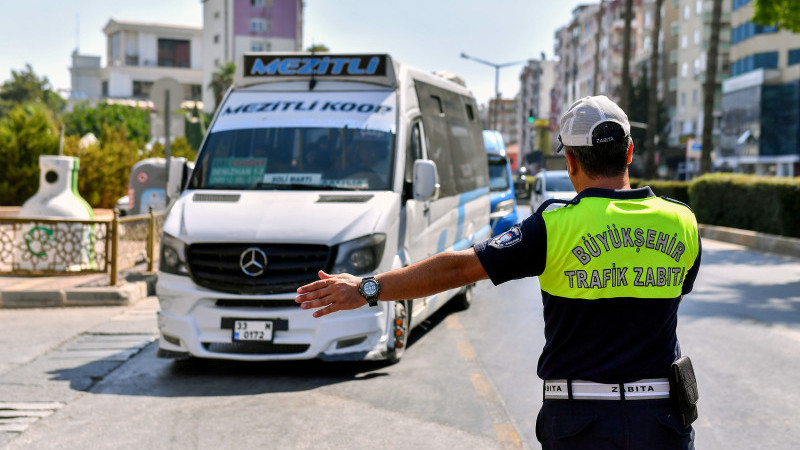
[473,213,547,285]
[681,235,702,295]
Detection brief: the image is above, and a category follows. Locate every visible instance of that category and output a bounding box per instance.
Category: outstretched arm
[295,248,489,318]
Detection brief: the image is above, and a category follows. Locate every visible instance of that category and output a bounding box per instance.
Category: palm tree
[208,61,237,112]
[700,0,723,174]
[645,0,664,179]
[620,0,634,112]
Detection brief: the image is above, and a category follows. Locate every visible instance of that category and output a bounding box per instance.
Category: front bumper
[156,273,390,361]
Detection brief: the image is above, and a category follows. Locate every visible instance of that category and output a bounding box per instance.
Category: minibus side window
[404,121,424,200]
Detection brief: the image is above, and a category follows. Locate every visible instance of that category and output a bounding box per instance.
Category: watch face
[363,280,379,296]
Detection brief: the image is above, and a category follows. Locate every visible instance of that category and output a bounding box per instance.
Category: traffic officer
[295,95,702,449]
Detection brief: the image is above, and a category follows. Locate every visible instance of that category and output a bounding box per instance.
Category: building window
[753,51,779,69]
[682,35,688,49]
[158,38,190,68]
[214,11,220,19]
[694,30,700,45]
[789,49,800,66]
[251,41,271,52]
[132,80,153,99]
[185,84,202,101]
[682,62,688,77]
[692,89,698,105]
[684,5,690,20]
[696,0,702,14]
[252,0,272,6]
[250,18,269,32]
[214,34,220,44]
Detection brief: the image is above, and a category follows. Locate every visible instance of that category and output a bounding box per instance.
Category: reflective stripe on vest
[538,195,699,299]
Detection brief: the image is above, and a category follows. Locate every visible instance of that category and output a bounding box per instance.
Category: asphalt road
[2,207,800,449]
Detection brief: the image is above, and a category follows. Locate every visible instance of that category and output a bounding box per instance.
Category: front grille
[216,299,301,308]
[203,342,310,355]
[187,243,333,295]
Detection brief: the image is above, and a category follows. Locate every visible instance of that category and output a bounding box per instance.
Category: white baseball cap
[556,95,630,153]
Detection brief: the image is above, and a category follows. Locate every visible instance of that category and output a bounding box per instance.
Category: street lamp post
[460,52,526,130]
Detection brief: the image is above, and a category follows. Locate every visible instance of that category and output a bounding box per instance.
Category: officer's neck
[571,171,631,193]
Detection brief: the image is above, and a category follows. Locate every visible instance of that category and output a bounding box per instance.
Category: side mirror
[413,160,439,201]
[166,157,188,199]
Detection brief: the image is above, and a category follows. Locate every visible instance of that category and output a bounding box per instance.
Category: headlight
[490,199,515,218]
[160,233,189,276]
[331,234,386,275]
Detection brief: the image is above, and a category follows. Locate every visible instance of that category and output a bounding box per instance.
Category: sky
[0,0,588,106]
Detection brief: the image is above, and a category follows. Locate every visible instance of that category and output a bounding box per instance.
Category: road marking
[494,424,523,449]
[456,340,476,360]
[445,314,463,330]
[469,371,522,449]
[0,402,63,434]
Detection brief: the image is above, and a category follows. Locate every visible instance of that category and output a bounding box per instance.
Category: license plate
[232,320,273,342]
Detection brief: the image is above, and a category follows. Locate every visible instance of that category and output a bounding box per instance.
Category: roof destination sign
[241,53,396,87]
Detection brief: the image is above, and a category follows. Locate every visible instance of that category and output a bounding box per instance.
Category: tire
[451,284,473,311]
[386,300,410,364]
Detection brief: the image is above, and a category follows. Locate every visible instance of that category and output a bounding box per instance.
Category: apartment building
[70,19,204,104]
[488,97,519,149]
[552,2,643,143]
[633,0,680,140]
[672,0,731,163]
[517,58,556,160]
[202,0,303,112]
[719,0,800,176]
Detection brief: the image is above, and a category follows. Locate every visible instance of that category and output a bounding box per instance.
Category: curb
[699,224,800,260]
[0,273,157,309]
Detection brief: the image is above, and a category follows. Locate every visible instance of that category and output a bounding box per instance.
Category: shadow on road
[47,298,466,397]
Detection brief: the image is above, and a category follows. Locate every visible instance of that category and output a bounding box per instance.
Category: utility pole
[460,52,526,130]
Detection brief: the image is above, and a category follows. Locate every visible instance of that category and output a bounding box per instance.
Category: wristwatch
[358,276,381,307]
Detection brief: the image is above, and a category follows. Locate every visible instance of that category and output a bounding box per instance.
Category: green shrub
[0,104,58,205]
[631,178,691,205]
[64,124,140,208]
[689,173,800,238]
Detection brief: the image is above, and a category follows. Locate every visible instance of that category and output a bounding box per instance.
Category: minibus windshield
[189,89,397,191]
[189,127,394,191]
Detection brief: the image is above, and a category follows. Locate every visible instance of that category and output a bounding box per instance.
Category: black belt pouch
[669,356,699,428]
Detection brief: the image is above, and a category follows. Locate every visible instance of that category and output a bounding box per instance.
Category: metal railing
[0,207,165,285]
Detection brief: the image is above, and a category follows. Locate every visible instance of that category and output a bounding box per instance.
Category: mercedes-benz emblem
[239,247,268,277]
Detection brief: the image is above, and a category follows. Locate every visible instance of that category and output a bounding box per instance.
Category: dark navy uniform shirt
[474,187,702,383]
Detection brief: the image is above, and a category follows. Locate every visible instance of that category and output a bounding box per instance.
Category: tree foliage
[0,104,59,205]
[146,137,198,161]
[208,61,237,112]
[306,43,330,53]
[63,102,150,145]
[63,124,141,208]
[753,0,800,32]
[0,64,65,118]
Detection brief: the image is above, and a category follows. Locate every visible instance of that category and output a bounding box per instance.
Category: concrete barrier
[699,224,800,260]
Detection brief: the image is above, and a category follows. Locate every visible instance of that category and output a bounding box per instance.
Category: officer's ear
[564,150,578,177]
[627,139,634,164]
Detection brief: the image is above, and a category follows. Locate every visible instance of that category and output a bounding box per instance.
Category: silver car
[529,169,577,212]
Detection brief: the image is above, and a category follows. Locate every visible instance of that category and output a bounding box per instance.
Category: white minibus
[156,53,490,363]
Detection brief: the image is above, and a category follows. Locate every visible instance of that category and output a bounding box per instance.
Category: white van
[156,53,491,363]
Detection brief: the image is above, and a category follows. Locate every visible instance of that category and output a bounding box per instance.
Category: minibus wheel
[386,300,410,364]
[451,284,473,311]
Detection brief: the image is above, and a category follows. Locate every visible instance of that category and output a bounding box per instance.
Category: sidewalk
[0,267,156,309]
[0,225,798,309]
